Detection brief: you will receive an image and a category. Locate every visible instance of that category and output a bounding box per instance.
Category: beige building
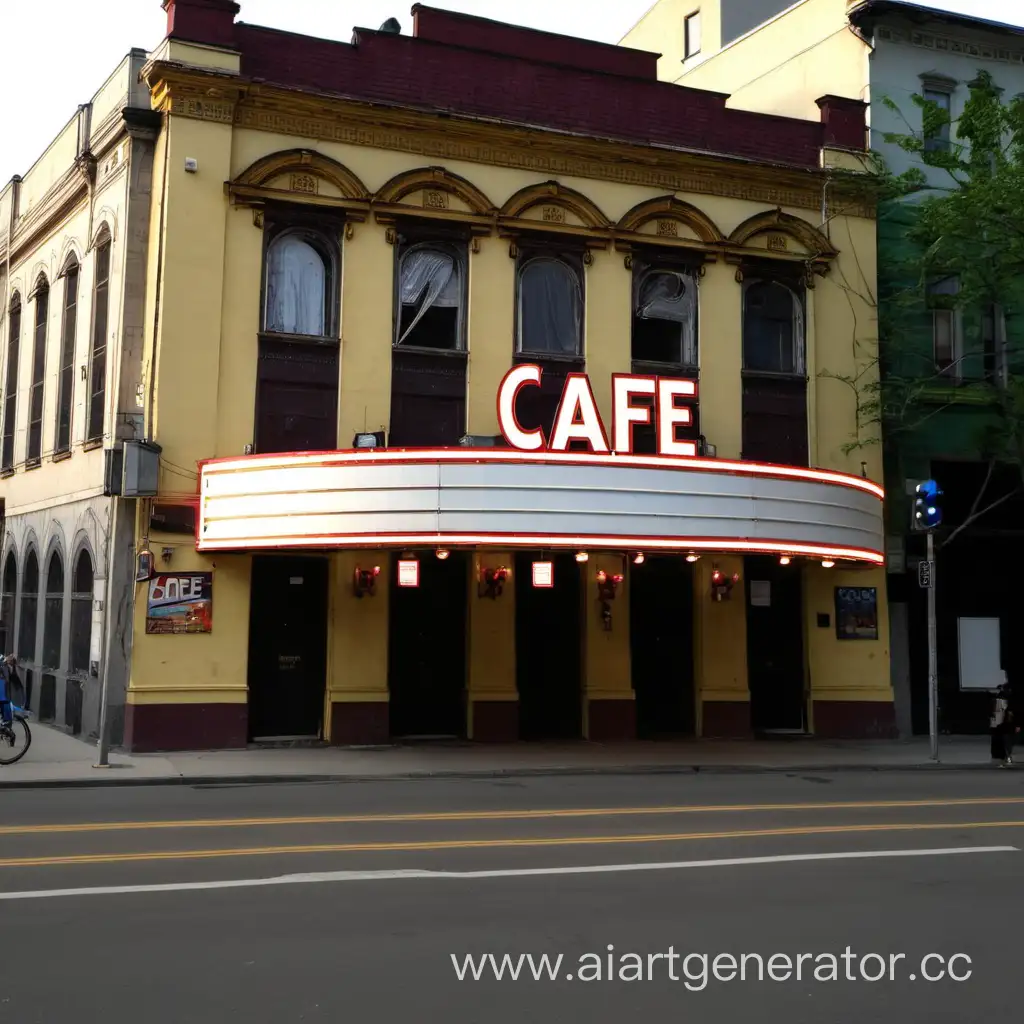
[0,49,158,742]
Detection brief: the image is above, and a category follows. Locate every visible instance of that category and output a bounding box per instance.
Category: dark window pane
[517,258,582,355]
[396,246,463,350]
[87,243,111,442]
[56,267,78,453]
[70,550,93,675]
[18,551,39,661]
[0,552,16,652]
[743,281,800,374]
[2,298,21,470]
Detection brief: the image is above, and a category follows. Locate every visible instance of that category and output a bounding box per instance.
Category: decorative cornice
[149,63,875,219]
[877,22,1024,67]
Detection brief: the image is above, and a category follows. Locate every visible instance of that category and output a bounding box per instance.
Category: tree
[841,71,1024,547]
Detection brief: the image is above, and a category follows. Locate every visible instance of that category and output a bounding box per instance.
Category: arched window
[56,258,79,454]
[2,292,21,472]
[69,549,93,674]
[42,551,64,669]
[1,552,16,653]
[87,234,112,442]
[516,256,583,355]
[742,280,804,375]
[631,262,698,367]
[28,276,49,463]
[18,549,39,662]
[264,231,331,337]
[395,243,465,350]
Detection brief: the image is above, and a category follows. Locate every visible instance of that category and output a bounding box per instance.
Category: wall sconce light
[575,551,589,563]
[353,565,381,597]
[435,548,450,560]
[161,546,174,564]
[779,555,792,566]
[633,552,645,565]
[710,565,740,602]
[596,568,624,631]
[821,559,836,569]
[136,548,154,583]
[478,565,509,599]
[686,552,700,563]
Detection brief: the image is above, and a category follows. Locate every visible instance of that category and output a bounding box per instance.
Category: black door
[745,555,805,732]
[515,552,582,739]
[388,551,468,738]
[247,556,329,740]
[630,556,695,737]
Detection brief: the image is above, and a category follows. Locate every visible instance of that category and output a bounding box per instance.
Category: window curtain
[635,269,697,365]
[518,258,581,354]
[396,248,461,344]
[265,235,326,336]
[743,281,804,374]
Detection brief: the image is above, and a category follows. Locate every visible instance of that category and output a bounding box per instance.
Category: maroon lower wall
[330,701,390,745]
[471,700,519,743]
[124,702,248,753]
[701,701,752,738]
[587,698,637,741]
[813,700,898,739]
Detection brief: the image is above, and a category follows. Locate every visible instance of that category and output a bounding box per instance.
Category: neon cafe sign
[497,365,698,457]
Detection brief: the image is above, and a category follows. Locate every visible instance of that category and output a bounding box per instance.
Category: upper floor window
[87,235,111,443]
[27,277,49,464]
[395,242,466,350]
[928,275,960,374]
[55,259,79,455]
[516,253,583,357]
[742,279,805,375]
[982,302,1008,386]
[2,293,21,472]
[631,259,698,367]
[263,229,335,339]
[684,10,702,59]
[920,77,954,153]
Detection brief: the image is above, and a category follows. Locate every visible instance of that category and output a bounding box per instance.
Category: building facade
[624,0,1024,734]
[0,50,159,743]
[79,0,889,752]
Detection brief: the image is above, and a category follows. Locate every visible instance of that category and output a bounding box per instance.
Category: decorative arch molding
[1,538,19,578]
[70,533,98,585]
[727,208,838,262]
[373,166,496,218]
[232,148,371,202]
[21,532,41,575]
[58,239,84,276]
[500,181,611,233]
[8,284,24,308]
[29,268,50,299]
[43,521,68,570]
[91,214,116,249]
[616,195,724,244]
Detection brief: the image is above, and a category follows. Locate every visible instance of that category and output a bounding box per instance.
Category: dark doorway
[630,556,695,737]
[247,556,329,740]
[745,555,806,732]
[388,551,468,738]
[515,551,583,739]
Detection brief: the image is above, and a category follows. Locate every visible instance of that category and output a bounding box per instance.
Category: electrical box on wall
[103,446,124,496]
[122,439,163,497]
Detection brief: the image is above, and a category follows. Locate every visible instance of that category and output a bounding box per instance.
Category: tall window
[69,549,93,675]
[982,303,1008,385]
[929,276,961,374]
[18,549,39,663]
[631,260,698,367]
[0,552,16,653]
[395,243,466,350]
[516,255,583,356]
[56,260,79,454]
[87,237,111,442]
[42,551,64,669]
[2,293,21,472]
[743,280,805,374]
[27,277,49,464]
[263,230,332,338]
[684,10,702,59]
[922,87,952,153]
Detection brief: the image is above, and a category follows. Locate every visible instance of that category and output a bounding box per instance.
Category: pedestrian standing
[990,684,1016,767]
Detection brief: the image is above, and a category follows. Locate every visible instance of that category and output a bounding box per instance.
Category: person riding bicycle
[0,654,18,725]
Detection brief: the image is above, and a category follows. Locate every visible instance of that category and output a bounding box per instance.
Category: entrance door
[630,556,695,737]
[515,552,582,740]
[247,556,329,740]
[745,555,805,732]
[388,551,468,738]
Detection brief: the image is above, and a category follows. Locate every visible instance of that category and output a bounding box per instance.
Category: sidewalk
[0,721,1006,789]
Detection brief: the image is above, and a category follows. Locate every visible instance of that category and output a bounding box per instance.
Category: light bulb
[633,552,645,565]
[435,548,450,560]
[779,556,791,565]
[575,551,589,563]
[685,553,699,562]
[821,559,835,568]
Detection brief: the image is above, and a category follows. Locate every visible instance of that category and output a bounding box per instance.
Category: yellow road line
[3,796,1024,838]
[2,819,1023,869]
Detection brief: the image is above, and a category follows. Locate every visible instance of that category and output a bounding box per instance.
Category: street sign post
[913,480,943,762]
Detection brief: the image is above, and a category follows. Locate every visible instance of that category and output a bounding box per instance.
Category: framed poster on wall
[146,572,213,634]
[834,586,878,641]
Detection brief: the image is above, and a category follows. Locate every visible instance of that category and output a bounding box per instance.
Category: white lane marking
[0,846,1015,901]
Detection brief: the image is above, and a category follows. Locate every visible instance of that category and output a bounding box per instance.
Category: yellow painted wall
[583,553,634,738]
[619,0,722,81]
[466,551,517,738]
[697,260,743,459]
[675,0,867,119]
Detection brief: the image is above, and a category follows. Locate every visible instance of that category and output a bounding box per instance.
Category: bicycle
[0,705,31,766]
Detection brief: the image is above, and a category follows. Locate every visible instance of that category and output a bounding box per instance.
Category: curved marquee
[196,450,885,564]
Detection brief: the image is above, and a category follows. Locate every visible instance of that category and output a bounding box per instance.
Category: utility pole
[913,480,942,762]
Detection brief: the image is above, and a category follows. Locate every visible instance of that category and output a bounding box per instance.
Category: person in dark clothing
[990,684,1017,766]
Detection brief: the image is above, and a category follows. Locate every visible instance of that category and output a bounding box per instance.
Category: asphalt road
[1,770,1022,1023]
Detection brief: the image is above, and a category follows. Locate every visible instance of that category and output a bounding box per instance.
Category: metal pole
[927,529,938,762]
[94,497,119,768]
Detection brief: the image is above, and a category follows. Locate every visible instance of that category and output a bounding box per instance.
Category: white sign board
[397,560,420,587]
[750,580,771,607]
[532,561,554,588]
[957,617,1005,691]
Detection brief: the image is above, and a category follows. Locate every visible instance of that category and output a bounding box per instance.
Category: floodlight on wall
[710,565,740,602]
[595,569,624,632]
[478,565,509,600]
[353,565,381,598]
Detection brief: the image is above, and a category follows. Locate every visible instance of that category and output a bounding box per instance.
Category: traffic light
[912,479,943,530]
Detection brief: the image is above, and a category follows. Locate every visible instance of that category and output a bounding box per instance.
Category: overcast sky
[2,0,1023,184]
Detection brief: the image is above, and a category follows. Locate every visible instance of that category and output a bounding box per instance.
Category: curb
[0,760,1006,790]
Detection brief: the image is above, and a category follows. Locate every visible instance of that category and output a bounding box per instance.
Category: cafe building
[123,0,891,751]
